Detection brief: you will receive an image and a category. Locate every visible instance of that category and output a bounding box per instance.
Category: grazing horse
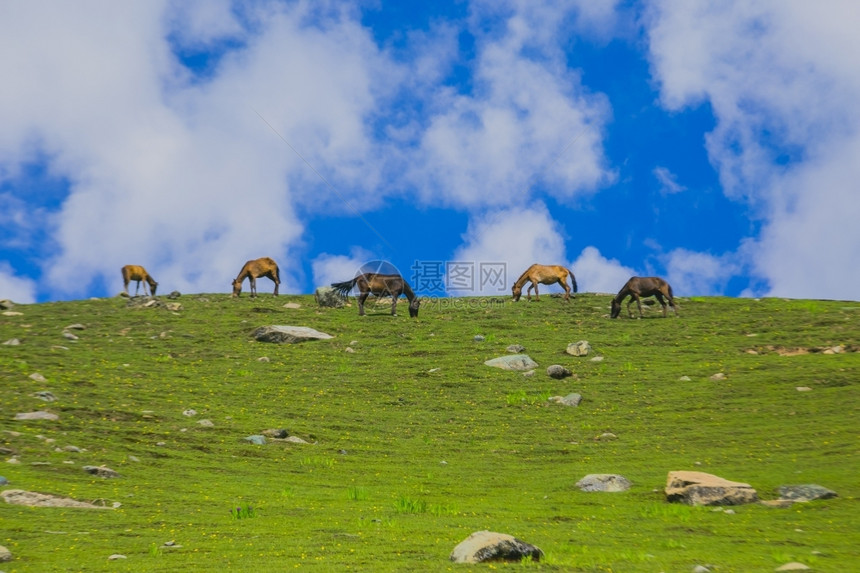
[121,265,158,297]
[232,257,280,297]
[512,264,578,302]
[331,273,420,317]
[610,276,678,318]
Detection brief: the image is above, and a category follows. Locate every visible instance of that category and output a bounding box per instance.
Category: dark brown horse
[611,276,678,318]
[331,273,420,317]
[232,257,280,297]
[512,264,577,302]
[121,265,158,297]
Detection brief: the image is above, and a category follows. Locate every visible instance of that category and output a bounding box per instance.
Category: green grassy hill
[1,293,857,572]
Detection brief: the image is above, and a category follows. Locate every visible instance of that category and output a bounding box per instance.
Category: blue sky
[2,0,859,303]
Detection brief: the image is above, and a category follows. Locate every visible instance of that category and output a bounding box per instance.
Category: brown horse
[121,265,158,297]
[611,276,678,318]
[512,264,578,302]
[232,257,280,297]
[331,273,420,317]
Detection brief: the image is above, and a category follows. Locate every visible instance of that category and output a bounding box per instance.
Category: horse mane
[401,279,416,301]
[513,268,532,288]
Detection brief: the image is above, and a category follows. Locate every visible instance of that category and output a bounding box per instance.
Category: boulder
[576,473,632,492]
[548,393,582,406]
[566,340,592,356]
[450,530,543,564]
[1,489,114,509]
[251,326,333,344]
[546,365,572,379]
[777,484,837,502]
[314,287,345,308]
[484,354,538,371]
[83,465,121,478]
[665,471,758,506]
[0,544,11,562]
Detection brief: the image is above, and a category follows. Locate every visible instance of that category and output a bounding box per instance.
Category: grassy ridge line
[0,293,858,572]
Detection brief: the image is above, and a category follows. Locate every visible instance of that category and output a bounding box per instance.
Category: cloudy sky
[2,0,859,303]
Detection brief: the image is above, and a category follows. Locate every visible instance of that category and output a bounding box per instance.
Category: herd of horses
[121,260,678,319]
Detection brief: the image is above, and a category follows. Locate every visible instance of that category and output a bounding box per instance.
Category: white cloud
[570,246,636,294]
[450,205,568,295]
[311,247,377,290]
[406,1,614,209]
[663,248,741,297]
[653,166,686,194]
[646,0,860,299]
[0,262,37,304]
[0,2,397,298]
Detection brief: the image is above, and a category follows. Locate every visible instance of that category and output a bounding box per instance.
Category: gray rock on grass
[484,354,538,371]
[450,530,543,564]
[251,326,333,344]
[576,473,632,492]
[665,471,758,506]
[546,364,572,379]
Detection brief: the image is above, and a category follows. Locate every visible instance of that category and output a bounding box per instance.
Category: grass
[0,292,858,571]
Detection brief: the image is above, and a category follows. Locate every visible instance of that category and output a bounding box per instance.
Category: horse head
[150,281,158,297]
[408,297,420,318]
[231,279,242,297]
[610,299,622,318]
[511,285,522,302]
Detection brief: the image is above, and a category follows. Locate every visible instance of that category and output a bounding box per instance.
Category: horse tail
[568,269,578,293]
[331,277,359,298]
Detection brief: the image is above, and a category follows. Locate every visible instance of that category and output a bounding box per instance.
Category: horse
[121,265,158,297]
[512,264,578,302]
[331,273,420,317]
[610,276,678,319]
[232,257,280,297]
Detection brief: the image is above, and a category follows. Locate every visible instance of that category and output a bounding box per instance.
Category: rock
[0,299,14,310]
[262,429,289,439]
[484,354,538,371]
[576,474,632,492]
[548,393,582,406]
[2,338,21,346]
[314,286,345,308]
[251,325,334,344]
[0,544,11,562]
[65,323,86,330]
[243,435,266,445]
[566,340,592,356]
[665,471,758,506]
[166,291,181,299]
[14,411,59,421]
[63,445,82,453]
[108,554,127,560]
[283,302,301,309]
[165,302,182,312]
[450,530,543,564]
[29,373,47,382]
[257,356,270,362]
[197,419,214,427]
[546,364,572,379]
[0,476,7,485]
[777,484,837,502]
[2,311,23,316]
[62,331,79,341]
[506,344,525,353]
[595,432,617,441]
[775,563,810,571]
[692,565,711,573]
[182,409,198,417]
[33,391,56,402]
[679,375,692,381]
[709,373,726,381]
[590,355,604,362]
[795,386,812,392]
[522,370,535,377]
[759,499,795,508]
[83,465,121,478]
[284,436,309,444]
[1,489,114,509]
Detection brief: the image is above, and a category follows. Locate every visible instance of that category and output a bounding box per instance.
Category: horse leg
[533,283,540,301]
[655,293,668,317]
[135,281,141,296]
[358,292,369,316]
[267,271,279,296]
[390,295,398,316]
[559,279,570,302]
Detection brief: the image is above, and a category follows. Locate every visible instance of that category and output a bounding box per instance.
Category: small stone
[62,331,79,341]
[83,465,121,478]
[257,356,270,362]
[473,335,485,342]
[546,364,572,379]
[709,372,726,381]
[29,373,47,382]
[692,565,710,573]
[775,563,810,571]
[565,340,592,356]
[65,324,86,330]
[108,554,127,560]
[2,311,23,316]
[262,429,288,439]
[596,432,617,441]
[3,338,21,345]
[506,344,525,353]
[522,370,535,377]
[63,445,82,453]
[283,302,301,309]
[243,435,266,445]
[33,391,56,402]
[0,476,8,486]
[182,409,197,417]
[14,411,59,421]
[796,386,812,392]
[197,419,214,427]
[345,347,355,353]
[1,544,13,562]
[679,375,692,381]
[284,436,309,444]
[590,355,604,362]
